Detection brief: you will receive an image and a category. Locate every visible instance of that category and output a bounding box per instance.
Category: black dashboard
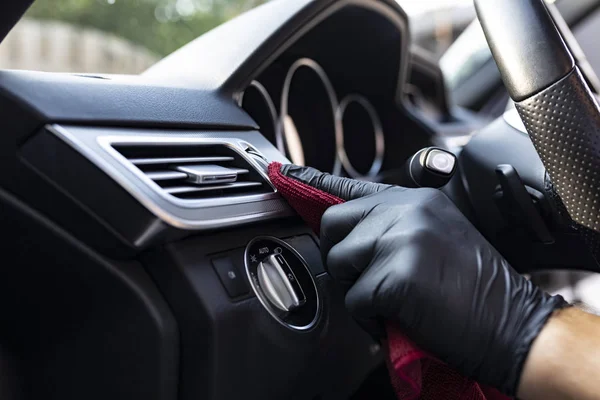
[6,0,600,399]
[0,1,450,400]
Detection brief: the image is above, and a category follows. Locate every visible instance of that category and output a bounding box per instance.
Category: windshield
[0,0,472,74]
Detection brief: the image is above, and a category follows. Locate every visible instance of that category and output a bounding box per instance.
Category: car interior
[2,0,600,399]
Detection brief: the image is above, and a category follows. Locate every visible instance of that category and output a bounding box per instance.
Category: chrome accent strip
[238,80,284,154]
[335,94,385,179]
[244,236,321,332]
[280,58,341,174]
[165,181,262,195]
[130,156,234,165]
[503,107,527,134]
[47,124,291,230]
[146,171,188,181]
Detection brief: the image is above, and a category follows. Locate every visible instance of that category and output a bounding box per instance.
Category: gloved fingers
[344,260,397,320]
[324,206,393,290]
[343,243,424,321]
[344,272,384,327]
[320,191,400,262]
[281,164,390,201]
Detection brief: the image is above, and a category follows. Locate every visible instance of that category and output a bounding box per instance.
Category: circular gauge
[335,95,384,178]
[239,80,284,153]
[280,58,340,174]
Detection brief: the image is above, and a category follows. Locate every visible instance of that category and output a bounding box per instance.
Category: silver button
[425,149,456,175]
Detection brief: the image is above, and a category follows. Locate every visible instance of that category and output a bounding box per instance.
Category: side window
[0,0,269,74]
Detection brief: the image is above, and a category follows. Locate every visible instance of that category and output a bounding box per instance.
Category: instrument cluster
[239,57,385,179]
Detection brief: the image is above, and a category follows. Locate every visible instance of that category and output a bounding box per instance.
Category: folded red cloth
[268,162,511,400]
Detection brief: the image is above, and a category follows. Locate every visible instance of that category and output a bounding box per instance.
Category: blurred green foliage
[25,0,268,56]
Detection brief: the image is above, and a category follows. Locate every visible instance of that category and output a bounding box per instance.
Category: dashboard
[5,1,600,400]
[0,1,448,400]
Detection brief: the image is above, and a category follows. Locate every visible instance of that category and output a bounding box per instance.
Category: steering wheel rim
[476,0,600,234]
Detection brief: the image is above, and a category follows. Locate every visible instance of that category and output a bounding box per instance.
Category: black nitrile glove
[281,164,568,396]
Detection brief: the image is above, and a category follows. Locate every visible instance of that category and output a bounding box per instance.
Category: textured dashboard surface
[0,70,257,129]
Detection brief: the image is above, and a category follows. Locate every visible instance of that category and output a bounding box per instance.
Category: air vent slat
[165,182,263,195]
[175,164,249,185]
[131,156,234,166]
[146,171,188,181]
[112,143,273,201]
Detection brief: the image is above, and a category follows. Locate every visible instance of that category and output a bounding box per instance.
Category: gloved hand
[281,164,568,396]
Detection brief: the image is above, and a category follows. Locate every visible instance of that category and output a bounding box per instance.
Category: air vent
[112,143,273,200]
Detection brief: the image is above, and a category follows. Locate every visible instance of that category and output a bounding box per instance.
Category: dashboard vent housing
[112,143,274,200]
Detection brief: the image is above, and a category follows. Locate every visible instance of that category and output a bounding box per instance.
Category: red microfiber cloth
[268,162,511,400]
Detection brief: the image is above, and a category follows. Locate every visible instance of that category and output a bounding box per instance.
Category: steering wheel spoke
[477,0,600,234]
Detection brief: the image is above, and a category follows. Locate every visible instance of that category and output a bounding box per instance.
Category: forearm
[518,307,600,400]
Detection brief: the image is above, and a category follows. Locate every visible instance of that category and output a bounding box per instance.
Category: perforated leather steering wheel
[476,0,600,235]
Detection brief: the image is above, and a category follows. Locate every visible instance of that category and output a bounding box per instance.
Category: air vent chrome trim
[47,124,293,230]
[96,136,276,208]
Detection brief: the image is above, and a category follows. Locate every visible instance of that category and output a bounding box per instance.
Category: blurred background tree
[25,0,268,57]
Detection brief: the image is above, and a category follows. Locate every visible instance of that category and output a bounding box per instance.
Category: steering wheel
[474,0,600,261]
